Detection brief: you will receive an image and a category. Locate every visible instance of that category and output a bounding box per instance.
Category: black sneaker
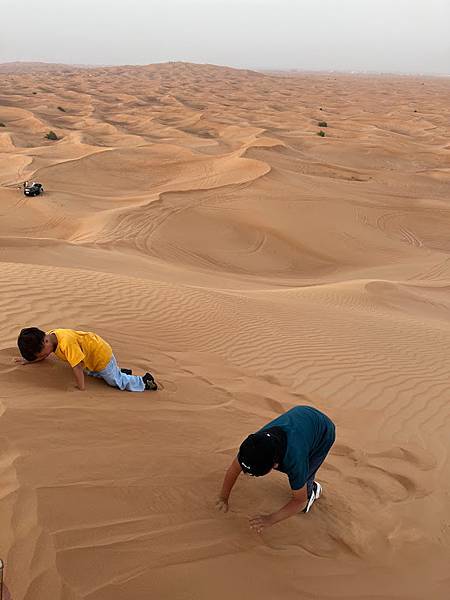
[302,481,322,513]
[143,372,158,391]
[121,368,132,375]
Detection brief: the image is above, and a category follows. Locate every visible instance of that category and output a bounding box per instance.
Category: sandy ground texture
[0,62,450,600]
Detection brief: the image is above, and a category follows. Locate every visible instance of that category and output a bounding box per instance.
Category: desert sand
[0,62,449,600]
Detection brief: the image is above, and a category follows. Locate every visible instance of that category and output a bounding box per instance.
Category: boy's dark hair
[18,327,46,361]
[238,428,285,477]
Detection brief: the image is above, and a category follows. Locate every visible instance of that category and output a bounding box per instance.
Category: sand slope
[0,62,450,600]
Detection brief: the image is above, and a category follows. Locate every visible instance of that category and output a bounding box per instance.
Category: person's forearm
[73,365,85,390]
[20,356,46,364]
[220,458,241,500]
[269,495,307,525]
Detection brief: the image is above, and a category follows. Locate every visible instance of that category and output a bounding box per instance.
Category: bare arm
[216,457,242,512]
[72,362,85,391]
[269,485,308,524]
[249,485,308,532]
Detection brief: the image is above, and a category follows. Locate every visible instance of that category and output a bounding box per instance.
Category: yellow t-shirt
[48,329,113,372]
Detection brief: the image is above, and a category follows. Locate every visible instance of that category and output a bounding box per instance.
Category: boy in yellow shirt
[16,327,157,392]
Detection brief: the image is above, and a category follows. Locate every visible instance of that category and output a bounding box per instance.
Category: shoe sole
[315,481,322,499]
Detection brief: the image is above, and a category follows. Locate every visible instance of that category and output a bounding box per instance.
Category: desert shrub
[317,130,326,137]
[57,106,66,112]
[318,121,328,127]
[45,130,58,140]
[0,122,5,127]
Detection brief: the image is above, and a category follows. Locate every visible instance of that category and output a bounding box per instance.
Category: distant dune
[0,61,99,73]
[0,62,450,600]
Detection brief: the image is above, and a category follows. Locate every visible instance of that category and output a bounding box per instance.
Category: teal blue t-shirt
[260,406,335,490]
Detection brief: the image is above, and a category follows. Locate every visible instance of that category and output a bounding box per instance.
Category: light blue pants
[85,355,145,392]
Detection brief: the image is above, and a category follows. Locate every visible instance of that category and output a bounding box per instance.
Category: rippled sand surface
[0,62,449,600]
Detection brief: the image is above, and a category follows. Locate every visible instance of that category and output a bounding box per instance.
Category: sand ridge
[0,62,450,599]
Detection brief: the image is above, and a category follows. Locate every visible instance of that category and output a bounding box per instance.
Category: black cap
[238,431,278,477]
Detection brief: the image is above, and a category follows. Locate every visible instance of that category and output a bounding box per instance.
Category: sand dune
[0,62,449,600]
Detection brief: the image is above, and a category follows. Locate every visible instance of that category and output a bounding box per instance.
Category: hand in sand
[14,357,27,365]
[249,514,273,534]
[215,497,229,513]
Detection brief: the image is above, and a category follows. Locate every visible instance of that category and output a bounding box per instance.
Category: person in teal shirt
[216,406,335,533]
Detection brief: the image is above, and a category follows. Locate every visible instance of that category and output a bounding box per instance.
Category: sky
[1,0,449,74]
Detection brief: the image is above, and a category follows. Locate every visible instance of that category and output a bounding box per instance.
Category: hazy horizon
[1,0,449,75]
